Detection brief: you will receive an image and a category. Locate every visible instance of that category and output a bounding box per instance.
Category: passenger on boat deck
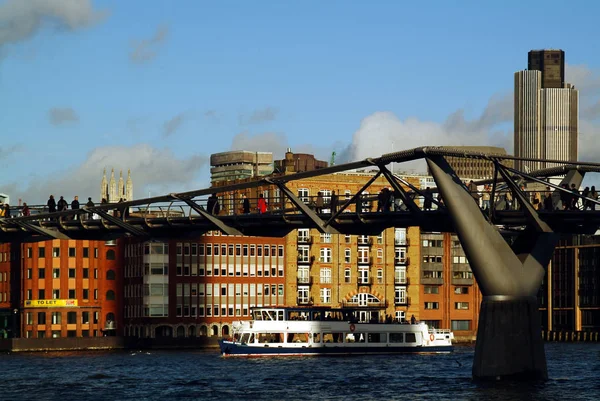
[410,314,416,324]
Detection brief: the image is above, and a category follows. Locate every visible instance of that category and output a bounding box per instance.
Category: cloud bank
[2,144,208,204]
[0,0,107,47]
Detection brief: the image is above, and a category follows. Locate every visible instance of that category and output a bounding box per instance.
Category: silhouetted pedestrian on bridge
[71,196,80,220]
[423,187,433,211]
[241,194,250,214]
[3,204,10,218]
[330,190,338,214]
[22,203,30,217]
[57,196,68,212]
[47,195,56,213]
[207,194,220,215]
[86,197,95,220]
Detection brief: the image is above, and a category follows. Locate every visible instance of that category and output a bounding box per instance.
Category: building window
[320,288,331,304]
[106,270,116,280]
[68,247,76,257]
[38,312,46,325]
[53,268,60,278]
[297,286,310,304]
[106,290,115,300]
[27,248,32,258]
[68,268,76,278]
[320,268,331,284]
[38,247,46,258]
[51,312,61,324]
[394,266,406,284]
[451,320,471,331]
[52,289,60,299]
[68,289,75,299]
[67,312,77,324]
[83,268,89,279]
[298,188,310,204]
[320,248,331,263]
[83,289,89,299]
[320,233,331,243]
[358,247,369,264]
[344,268,351,283]
[454,286,469,294]
[424,302,439,310]
[38,289,44,299]
[38,268,45,279]
[394,287,406,304]
[106,249,116,260]
[455,302,469,310]
[82,312,90,324]
[376,269,383,284]
[83,247,89,258]
[52,247,60,257]
[424,286,439,294]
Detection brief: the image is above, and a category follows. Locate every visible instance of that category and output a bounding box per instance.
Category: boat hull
[218,340,453,357]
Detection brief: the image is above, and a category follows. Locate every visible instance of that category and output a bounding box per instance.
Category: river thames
[1,343,599,400]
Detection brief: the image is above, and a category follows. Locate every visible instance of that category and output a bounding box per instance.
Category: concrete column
[473,296,547,380]
[426,156,557,381]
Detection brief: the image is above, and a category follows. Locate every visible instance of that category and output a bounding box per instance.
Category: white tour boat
[219,306,454,357]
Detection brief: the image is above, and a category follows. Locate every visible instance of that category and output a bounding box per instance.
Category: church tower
[101,168,108,202]
[109,168,116,203]
[126,169,133,201]
[118,170,124,201]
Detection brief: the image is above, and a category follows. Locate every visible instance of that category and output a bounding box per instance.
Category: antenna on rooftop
[330,151,336,166]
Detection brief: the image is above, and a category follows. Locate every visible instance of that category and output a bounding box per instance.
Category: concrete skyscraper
[514,50,578,171]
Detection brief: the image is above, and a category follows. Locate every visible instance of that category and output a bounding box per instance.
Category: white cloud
[129,25,169,64]
[48,107,79,125]
[0,0,107,47]
[2,144,208,204]
[239,107,278,125]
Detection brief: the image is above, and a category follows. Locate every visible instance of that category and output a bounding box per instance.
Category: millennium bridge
[3,146,600,381]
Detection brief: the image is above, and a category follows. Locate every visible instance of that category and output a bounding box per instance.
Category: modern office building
[274,148,329,173]
[210,151,274,184]
[514,50,578,171]
[427,146,511,179]
[528,49,565,89]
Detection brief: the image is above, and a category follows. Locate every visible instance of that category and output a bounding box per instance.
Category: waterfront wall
[0,337,125,352]
[542,331,600,342]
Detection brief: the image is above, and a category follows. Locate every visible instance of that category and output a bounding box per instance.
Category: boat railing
[429,328,452,334]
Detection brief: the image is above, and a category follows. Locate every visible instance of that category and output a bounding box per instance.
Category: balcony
[357,257,372,265]
[394,238,410,246]
[394,296,411,306]
[357,277,373,286]
[297,255,315,265]
[297,276,313,285]
[421,277,444,285]
[394,277,410,285]
[451,278,474,286]
[297,296,314,306]
[340,300,388,309]
[297,236,313,245]
[395,256,410,266]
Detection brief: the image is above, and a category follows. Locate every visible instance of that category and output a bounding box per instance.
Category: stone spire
[126,169,133,201]
[118,170,124,200]
[101,168,107,201]
[109,168,116,203]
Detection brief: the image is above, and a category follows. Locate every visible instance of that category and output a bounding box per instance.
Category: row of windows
[25,311,102,325]
[25,288,115,301]
[176,243,285,258]
[424,302,470,310]
[25,247,110,259]
[26,268,113,280]
[0,271,8,282]
[424,286,470,295]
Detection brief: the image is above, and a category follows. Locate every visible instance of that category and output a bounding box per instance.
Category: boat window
[312,311,322,321]
[323,332,344,343]
[253,311,262,320]
[405,333,417,343]
[389,333,404,343]
[287,333,309,343]
[312,332,321,343]
[258,333,282,343]
[241,333,251,343]
[277,310,284,321]
[367,333,387,343]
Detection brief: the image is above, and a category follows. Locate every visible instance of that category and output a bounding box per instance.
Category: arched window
[106,270,116,280]
[221,325,230,336]
[211,325,219,336]
[188,326,196,337]
[106,290,115,300]
[176,326,185,338]
[106,249,116,260]
[200,326,208,336]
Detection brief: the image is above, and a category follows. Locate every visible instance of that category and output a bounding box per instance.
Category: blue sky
[1,0,599,204]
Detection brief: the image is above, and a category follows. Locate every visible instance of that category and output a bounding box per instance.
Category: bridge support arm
[267,180,339,234]
[426,155,552,381]
[170,195,242,236]
[84,207,148,237]
[11,220,71,240]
